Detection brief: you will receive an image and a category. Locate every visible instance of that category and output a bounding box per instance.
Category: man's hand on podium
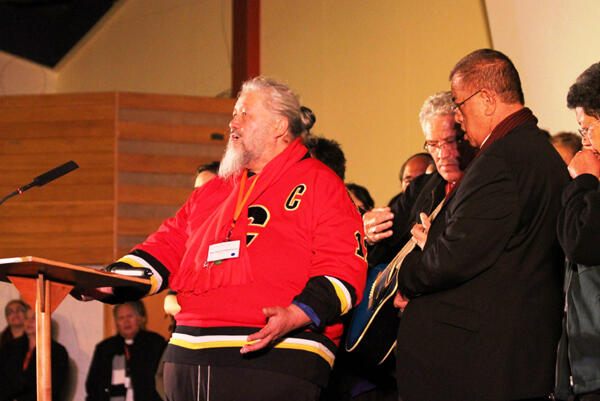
[70,287,114,302]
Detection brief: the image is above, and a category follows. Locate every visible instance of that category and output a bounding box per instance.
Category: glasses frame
[453,89,482,111]
[423,137,461,154]
[578,118,600,139]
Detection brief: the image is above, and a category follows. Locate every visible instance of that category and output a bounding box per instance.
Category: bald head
[400,153,434,192]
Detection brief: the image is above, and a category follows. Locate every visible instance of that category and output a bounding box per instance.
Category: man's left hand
[410,212,431,250]
[241,304,311,354]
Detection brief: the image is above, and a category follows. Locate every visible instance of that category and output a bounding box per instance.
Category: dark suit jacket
[86,330,166,401]
[396,120,569,401]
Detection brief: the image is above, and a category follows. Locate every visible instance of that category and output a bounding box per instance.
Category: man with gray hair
[364,91,473,268]
[346,91,472,401]
[78,76,367,401]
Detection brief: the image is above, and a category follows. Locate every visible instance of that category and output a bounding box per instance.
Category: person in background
[194,161,220,188]
[346,183,374,215]
[305,135,347,181]
[398,152,434,193]
[0,299,27,348]
[387,153,434,207]
[0,305,69,401]
[555,61,600,401]
[86,301,166,401]
[551,131,582,165]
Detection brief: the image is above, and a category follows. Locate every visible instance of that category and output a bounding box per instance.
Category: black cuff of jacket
[98,260,151,304]
[293,276,356,330]
[129,249,171,293]
[562,174,599,205]
[99,286,149,305]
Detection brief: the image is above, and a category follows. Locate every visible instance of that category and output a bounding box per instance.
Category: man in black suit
[396,49,569,401]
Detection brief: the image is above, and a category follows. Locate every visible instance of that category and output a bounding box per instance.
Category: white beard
[218,140,253,179]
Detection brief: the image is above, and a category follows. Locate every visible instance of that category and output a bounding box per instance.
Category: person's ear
[480,89,496,116]
[273,117,289,139]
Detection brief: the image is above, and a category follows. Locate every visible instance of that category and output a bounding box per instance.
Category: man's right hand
[568,149,600,179]
[363,207,395,244]
[393,291,409,311]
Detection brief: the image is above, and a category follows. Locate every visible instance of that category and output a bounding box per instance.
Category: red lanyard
[227,170,258,240]
[124,344,130,361]
[22,347,34,371]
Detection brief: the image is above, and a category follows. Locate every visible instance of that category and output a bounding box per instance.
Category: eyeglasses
[423,137,461,154]
[578,118,600,139]
[453,89,482,111]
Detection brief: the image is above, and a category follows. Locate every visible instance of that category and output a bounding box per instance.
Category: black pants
[163,362,321,401]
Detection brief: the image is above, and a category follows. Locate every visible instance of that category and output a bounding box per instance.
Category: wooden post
[9,272,73,401]
[36,274,52,400]
[232,0,260,95]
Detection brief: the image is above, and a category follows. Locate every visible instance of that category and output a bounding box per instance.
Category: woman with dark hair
[556,61,600,401]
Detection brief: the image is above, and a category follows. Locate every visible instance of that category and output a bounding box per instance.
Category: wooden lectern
[0,256,150,401]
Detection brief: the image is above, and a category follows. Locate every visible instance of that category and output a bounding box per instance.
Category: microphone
[32,160,79,187]
[0,161,79,205]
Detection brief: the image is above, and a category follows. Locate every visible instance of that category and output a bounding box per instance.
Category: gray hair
[240,76,315,138]
[419,91,455,132]
[113,300,147,320]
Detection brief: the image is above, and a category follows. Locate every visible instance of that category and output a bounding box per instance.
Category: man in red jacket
[80,76,367,401]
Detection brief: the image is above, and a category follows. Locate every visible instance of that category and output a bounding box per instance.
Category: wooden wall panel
[0,184,114,202]
[0,105,116,123]
[2,166,113,187]
[118,185,193,206]
[118,172,194,188]
[0,120,115,139]
[117,217,165,236]
[0,92,117,265]
[118,153,217,174]
[0,136,114,154]
[0,201,113,218]
[118,121,227,144]
[0,201,114,265]
[118,92,235,114]
[117,204,180,219]
[0,216,113,234]
[119,109,231,127]
[0,152,114,172]
[0,92,116,108]
[0,247,114,265]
